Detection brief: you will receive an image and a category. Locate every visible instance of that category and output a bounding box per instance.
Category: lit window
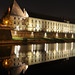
[65,34,67,38]
[56,33,58,38]
[44,33,47,38]
[72,34,74,38]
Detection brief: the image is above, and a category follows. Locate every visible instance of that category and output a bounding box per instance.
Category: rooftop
[3,0,75,24]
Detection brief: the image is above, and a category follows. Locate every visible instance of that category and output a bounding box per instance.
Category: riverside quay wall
[11,30,75,39]
[0,27,12,40]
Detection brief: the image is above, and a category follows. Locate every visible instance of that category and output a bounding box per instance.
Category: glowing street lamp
[5,60,8,65]
[3,59,11,68]
[5,20,8,26]
[5,21,8,24]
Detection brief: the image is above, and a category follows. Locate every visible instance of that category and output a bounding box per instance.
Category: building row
[2,0,75,39]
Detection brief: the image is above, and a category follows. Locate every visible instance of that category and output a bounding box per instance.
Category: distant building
[2,0,75,39]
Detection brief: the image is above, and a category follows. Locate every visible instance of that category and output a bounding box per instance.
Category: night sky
[0,0,75,20]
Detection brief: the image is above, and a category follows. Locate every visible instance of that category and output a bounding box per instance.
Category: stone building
[3,0,75,39]
[3,0,29,30]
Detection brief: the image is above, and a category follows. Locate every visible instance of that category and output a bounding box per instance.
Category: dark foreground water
[1,58,75,75]
[0,42,75,75]
[25,58,75,75]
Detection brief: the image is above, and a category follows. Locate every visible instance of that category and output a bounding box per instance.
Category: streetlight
[5,20,8,26]
[2,59,11,75]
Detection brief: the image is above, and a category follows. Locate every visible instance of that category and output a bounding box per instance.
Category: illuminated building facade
[11,42,75,65]
[3,0,75,39]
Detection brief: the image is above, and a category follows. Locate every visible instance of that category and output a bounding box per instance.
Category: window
[35,20,37,23]
[50,22,52,25]
[42,21,44,24]
[53,23,54,25]
[39,59,40,62]
[18,18,20,20]
[18,22,20,25]
[22,22,24,25]
[14,17,16,20]
[35,60,36,62]
[22,18,24,20]
[14,21,16,24]
[31,60,33,63]
[48,22,49,24]
[45,25,46,28]
[39,21,40,23]
[14,63,15,65]
[32,20,33,23]
[45,21,47,24]
[18,63,19,65]
[14,58,15,61]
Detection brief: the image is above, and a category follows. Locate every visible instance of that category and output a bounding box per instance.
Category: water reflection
[9,42,75,66]
[14,45,21,58]
[0,42,75,67]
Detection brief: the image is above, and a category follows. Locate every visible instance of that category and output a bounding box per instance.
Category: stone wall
[11,30,75,39]
[0,28,12,40]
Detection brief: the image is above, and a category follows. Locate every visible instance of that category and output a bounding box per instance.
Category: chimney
[8,7,10,14]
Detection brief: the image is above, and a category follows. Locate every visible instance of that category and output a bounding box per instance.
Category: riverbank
[0,27,75,44]
[0,40,26,44]
[0,38,75,44]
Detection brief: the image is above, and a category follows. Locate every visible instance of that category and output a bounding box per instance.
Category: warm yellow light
[44,33,47,38]
[56,33,58,38]
[5,60,8,65]
[5,21,8,24]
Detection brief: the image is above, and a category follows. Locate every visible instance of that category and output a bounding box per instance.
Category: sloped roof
[2,0,75,24]
[10,0,25,17]
[27,11,75,24]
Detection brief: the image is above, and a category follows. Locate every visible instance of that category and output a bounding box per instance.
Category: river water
[0,42,75,65]
[0,42,75,74]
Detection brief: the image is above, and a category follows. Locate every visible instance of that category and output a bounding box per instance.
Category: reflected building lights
[33,51,35,55]
[31,32,34,37]
[65,34,67,38]
[65,43,66,51]
[31,44,33,52]
[16,26,20,31]
[11,42,75,66]
[71,42,73,51]
[44,33,47,38]
[14,45,21,58]
[56,43,58,52]
[46,50,48,53]
[45,43,47,51]
[56,33,58,38]
[34,44,37,50]
[44,43,48,53]
[46,44,48,53]
[15,31,17,35]
[72,34,74,38]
